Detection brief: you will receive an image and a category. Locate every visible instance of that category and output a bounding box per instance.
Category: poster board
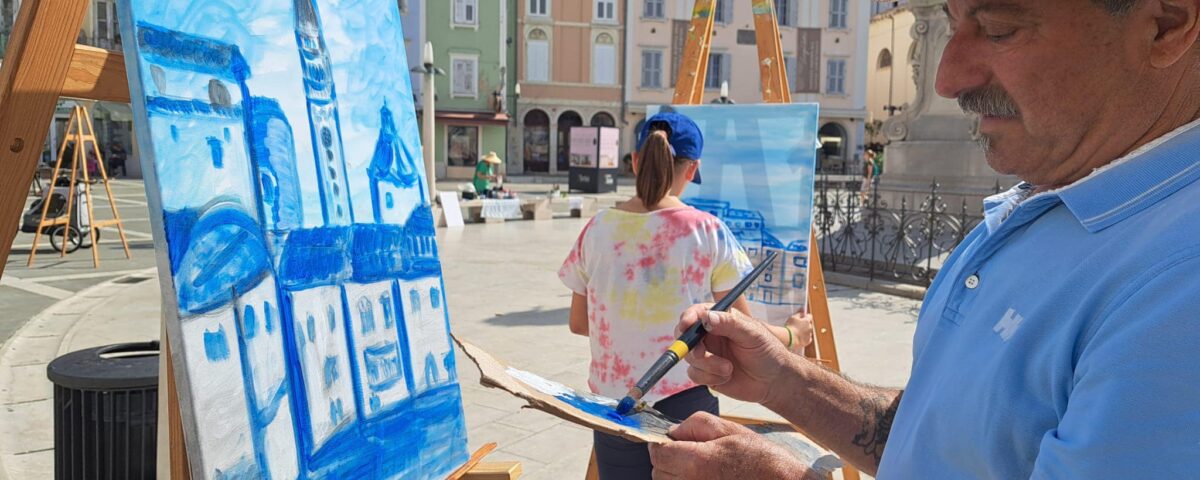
[117,0,468,477]
[440,191,465,228]
[650,104,820,324]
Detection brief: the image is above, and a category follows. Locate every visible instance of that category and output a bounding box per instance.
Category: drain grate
[113,276,152,284]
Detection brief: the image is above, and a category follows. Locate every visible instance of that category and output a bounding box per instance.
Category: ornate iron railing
[813,176,1000,287]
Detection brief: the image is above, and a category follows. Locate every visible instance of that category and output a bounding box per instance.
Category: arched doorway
[590,112,616,127]
[557,111,583,173]
[818,122,848,173]
[523,109,551,173]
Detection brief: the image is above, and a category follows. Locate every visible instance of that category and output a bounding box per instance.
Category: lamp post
[411,41,445,202]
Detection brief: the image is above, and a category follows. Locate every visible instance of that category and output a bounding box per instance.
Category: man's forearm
[762,355,902,476]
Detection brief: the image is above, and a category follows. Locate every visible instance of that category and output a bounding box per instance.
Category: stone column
[879,0,1017,205]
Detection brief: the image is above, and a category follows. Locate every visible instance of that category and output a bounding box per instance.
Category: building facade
[510,0,626,175]
[866,4,916,148]
[624,0,870,174]
[424,0,510,180]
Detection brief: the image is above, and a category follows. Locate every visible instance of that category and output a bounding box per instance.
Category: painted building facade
[624,0,870,174]
[424,0,511,180]
[511,0,625,175]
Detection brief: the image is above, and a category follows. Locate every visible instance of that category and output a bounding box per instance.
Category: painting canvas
[649,104,820,323]
[117,0,468,478]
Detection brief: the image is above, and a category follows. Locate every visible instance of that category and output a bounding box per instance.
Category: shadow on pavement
[484,307,569,327]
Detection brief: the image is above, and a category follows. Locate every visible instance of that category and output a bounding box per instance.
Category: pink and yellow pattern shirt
[559,207,753,403]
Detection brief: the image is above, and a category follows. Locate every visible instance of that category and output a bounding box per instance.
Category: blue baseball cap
[636,111,704,184]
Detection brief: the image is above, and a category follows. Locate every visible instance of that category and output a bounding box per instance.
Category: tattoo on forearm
[851,391,902,463]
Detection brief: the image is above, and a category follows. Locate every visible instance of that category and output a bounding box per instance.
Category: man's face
[938,0,1143,187]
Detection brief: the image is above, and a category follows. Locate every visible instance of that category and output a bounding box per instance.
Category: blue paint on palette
[556,393,643,428]
[119,0,468,477]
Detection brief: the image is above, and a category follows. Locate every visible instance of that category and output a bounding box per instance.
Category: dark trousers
[593,386,719,480]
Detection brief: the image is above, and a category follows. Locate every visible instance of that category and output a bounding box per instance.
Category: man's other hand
[648,412,813,479]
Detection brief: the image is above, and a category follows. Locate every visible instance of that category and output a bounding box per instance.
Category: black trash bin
[47,341,160,480]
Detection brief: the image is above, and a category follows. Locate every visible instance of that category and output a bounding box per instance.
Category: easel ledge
[0,0,518,478]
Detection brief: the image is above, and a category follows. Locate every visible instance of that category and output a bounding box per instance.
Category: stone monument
[879,0,1017,205]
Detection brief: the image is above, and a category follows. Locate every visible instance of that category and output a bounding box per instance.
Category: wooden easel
[586,2,857,479]
[0,0,519,478]
[27,104,131,268]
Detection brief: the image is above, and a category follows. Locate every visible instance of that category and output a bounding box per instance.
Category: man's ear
[1146,0,1200,68]
[631,152,640,173]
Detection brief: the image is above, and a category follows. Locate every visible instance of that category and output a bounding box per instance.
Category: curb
[823,271,927,301]
[0,268,157,480]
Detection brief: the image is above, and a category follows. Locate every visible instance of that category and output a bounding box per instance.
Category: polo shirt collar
[985,118,1200,234]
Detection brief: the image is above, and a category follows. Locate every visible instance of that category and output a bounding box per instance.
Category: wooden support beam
[0,0,95,278]
[61,44,131,103]
[671,0,716,105]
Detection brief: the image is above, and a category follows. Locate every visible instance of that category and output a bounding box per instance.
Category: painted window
[526,29,550,82]
[451,55,478,98]
[715,0,732,23]
[792,273,806,288]
[705,52,730,90]
[644,0,664,18]
[306,314,317,343]
[410,289,422,313]
[326,306,337,333]
[641,49,663,88]
[830,0,848,29]
[206,137,224,168]
[359,297,376,334]
[592,33,617,85]
[203,325,230,362]
[242,305,257,339]
[447,125,479,167]
[794,256,806,267]
[764,272,773,283]
[826,58,846,95]
[528,0,548,16]
[454,0,478,25]
[263,302,274,333]
[595,0,616,21]
[381,294,395,328]
[430,288,442,309]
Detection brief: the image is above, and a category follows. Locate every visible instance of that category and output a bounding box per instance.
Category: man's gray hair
[1093,0,1138,15]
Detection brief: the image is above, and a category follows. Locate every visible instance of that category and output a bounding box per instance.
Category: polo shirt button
[965,274,980,289]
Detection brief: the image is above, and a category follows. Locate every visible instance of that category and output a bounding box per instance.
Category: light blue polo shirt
[878,119,1200,479]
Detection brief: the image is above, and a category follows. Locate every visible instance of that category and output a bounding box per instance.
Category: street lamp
[410,41,446,201]
[711,81,735,104]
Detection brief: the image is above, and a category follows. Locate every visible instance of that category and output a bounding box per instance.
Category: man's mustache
[959,86,1021,118]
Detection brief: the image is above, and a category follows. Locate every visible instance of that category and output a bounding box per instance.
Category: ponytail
[636,130,677,208]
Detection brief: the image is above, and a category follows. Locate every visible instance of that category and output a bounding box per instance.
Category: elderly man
[649,0,1200,478]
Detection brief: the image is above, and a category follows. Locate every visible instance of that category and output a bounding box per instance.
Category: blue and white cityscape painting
[649,104,820,323]
[118,0,468,478]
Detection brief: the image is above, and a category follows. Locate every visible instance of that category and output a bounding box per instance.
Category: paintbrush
[615,250,780,415]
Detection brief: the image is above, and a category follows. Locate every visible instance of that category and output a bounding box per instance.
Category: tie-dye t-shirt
[559,207,753,403]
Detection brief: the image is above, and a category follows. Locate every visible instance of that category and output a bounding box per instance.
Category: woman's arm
[568,292,589,336]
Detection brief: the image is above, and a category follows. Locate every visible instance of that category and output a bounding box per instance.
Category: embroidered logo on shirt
[993,308,1025,341]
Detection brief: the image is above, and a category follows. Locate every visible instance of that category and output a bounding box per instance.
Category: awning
[422,111,511,126]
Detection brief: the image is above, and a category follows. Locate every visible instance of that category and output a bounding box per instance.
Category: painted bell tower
[294,0,354,225]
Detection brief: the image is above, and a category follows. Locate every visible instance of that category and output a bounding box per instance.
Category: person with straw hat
[474,151,503,198]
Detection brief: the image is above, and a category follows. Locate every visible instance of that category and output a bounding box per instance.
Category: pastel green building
[424,0,511,180]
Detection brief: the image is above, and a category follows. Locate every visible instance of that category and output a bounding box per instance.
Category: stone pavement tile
[13,314,77,340]
[463,403,512,431]
[524,442,593,480]
[0,400,53,457]
[494,407,566,434]
[467,422,536,455]
[1,337,61,367]
[0,364,51,405]
[488,450,548,476]
[501,424,591,468]
[0,451,51,480]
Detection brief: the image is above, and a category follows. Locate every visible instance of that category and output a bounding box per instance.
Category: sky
[123,0,423,227]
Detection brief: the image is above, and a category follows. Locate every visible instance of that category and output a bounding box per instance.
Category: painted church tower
[294,0,354,225]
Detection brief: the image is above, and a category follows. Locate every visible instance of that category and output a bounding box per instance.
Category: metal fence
[813,176,1001,287]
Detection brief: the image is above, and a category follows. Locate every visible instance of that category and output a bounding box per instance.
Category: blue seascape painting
[649,104,820,323]
[117,1,468,478]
